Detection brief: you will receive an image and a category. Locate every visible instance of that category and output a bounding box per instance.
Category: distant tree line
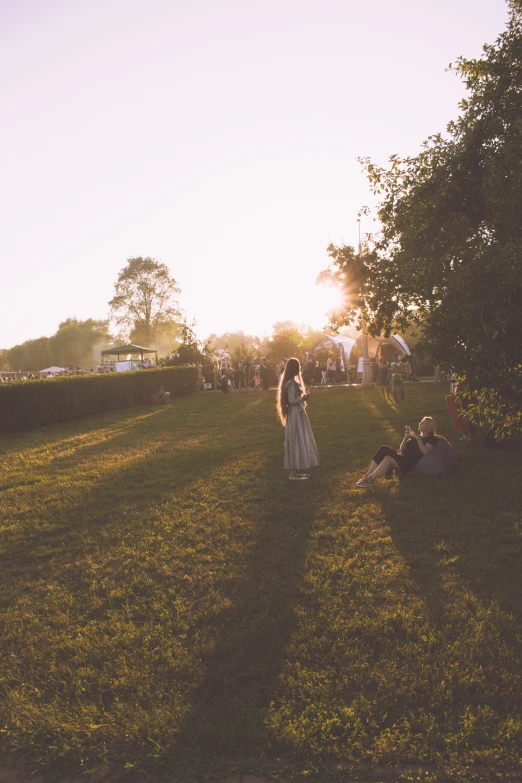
[2,319,111,373]
[0,253,324,373]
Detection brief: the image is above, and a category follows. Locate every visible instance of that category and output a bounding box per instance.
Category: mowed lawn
[1,384,521,780]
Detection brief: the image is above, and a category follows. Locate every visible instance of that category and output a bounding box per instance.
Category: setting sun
[301,282,345,332]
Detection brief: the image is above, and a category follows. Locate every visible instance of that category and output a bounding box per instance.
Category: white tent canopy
[365,334,410,358]
[312,334,356,371]
[313,332,410,372]
[40,366,66,373]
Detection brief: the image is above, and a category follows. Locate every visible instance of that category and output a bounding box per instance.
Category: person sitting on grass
[355,416,438,488]
[156,385,171,404]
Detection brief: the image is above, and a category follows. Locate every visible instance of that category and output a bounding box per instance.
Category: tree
[206,331,260,355]
[50,318,111,369]
[205,331,263,367]
[265,322,321,365]
[5,319,112,371]
[162,321,214,369]
[6,337,52,372]
[109,257,182,345]
[0,349,11,371]
[321,2,522,434]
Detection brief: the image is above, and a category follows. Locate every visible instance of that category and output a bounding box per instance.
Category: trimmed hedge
[0,367,198,434]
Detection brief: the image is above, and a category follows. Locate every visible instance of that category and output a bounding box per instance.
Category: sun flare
[306,283,345,330]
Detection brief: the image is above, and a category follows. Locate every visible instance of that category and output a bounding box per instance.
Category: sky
[0,0,510,349]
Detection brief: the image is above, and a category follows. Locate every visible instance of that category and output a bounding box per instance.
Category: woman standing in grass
[277,357,319,481]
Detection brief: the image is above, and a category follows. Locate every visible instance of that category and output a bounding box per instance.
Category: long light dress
[284,379,320,471]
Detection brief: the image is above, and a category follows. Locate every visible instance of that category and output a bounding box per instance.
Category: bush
[0,367,198,434]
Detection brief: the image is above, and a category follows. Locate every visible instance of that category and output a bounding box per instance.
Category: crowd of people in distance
[0,359,161,382]
[0,373,39,383]
[218,359,270,393]
[0,366,89,382]
[216,350,419,396]
[276,354,345,387]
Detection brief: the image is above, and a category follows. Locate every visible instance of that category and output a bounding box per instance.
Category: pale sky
[1,0,509,349]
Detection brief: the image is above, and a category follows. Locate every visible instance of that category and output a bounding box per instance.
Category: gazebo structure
[101,344,158,363]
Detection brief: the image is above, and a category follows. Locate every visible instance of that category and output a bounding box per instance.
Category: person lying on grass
[356,416,438,488]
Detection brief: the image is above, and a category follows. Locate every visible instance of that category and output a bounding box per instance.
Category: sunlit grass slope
[0,385,521,779]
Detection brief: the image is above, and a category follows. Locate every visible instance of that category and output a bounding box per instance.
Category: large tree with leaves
[265,321,321,365]
[50,318,112,369]
[322,1,522,433]
[109,257,182,345]
[5,319,111,371]
[162,321,214,370]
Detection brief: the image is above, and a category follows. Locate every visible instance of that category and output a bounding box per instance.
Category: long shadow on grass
[379,448,522,627]
[376,449,522,726]
[169,455,324,769]
[0,397,274,591]
[0,405,169,459]
[0,392,324,774]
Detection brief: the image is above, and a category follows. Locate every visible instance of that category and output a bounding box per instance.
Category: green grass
[0,385,521,781]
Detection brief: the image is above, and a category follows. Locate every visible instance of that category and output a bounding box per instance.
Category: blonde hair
[422,416,436,435]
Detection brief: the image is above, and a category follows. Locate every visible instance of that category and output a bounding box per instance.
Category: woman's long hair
[276,357,305,426]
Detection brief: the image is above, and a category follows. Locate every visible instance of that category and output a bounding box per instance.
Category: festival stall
[40,366,66,376]
[312,334,356,375]
[100,344,158,372]
[313,333,410,382]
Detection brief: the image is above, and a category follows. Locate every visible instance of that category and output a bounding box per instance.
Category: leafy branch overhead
[321,1,522,434]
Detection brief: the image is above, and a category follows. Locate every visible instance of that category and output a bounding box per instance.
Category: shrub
[0,367,198,434]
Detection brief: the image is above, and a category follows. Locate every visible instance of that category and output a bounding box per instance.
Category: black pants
[372,445,408,472]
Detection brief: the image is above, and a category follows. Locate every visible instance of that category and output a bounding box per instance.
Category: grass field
[1,384,521,782]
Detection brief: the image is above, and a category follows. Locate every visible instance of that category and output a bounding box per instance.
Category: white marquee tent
[313,333,410,373]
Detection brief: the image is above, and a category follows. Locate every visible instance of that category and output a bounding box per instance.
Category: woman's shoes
[355,475,375,488]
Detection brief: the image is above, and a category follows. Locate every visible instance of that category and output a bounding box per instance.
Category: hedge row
[0,366,198,434]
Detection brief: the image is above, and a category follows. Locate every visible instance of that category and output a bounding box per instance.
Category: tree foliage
[206,331,261,364]
[265,322,321,365]
[109,257,182,345]
[322,3,522,433]
[5,319,111,371]
[7,337,52,373]
[162,321,214,369]
[51,318,112,369]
